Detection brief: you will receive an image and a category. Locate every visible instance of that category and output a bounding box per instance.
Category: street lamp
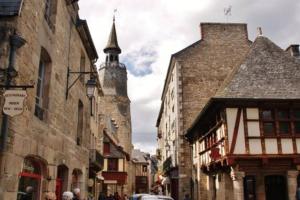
[86,78,96,99]
[65,66,98,99]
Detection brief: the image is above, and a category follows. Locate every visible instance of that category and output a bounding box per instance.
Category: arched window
[17,157,45,200]
[35,47,52,121]
[44,0,58,30]
[77,100,84,145]
[79,53,85,84]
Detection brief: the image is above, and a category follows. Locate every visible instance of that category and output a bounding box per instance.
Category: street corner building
[0,0,107,199]
[185,34,300,199]
[156,23,251,200]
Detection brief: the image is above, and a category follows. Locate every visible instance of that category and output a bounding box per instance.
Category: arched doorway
[56,165,69,200]
[16,157,45,200]
[71,169,83,191]
[265,175,288,200]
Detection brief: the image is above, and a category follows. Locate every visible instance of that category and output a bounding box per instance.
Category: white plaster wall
[246,108,259,119]
[281,139,294,154]
[249,139,262,154]
[247,122,260,137]
[226,108,238,150]
[234,111,246,154]
[296,139,300,153]
[265,139,278,154]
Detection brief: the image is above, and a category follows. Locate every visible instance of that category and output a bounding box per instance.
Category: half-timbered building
[186,35,300,200]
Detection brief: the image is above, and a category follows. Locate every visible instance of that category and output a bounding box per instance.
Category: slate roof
[186,35,300,140]
[215,36,300,99]
[0,0,23,16]
[132,149,148,163]
[104,21,121,54]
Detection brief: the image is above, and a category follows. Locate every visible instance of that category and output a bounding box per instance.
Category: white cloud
[79,0,300,155]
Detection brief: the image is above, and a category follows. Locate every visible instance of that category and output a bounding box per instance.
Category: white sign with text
[3,90,27,117]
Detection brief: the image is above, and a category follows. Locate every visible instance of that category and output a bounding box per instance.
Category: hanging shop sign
[3,90,27,117]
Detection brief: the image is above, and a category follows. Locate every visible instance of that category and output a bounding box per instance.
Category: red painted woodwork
[56,178,62,200]
[102,171,127,184]
[210,147,221,161]
[103,143,110,155]
[230,108,242,154]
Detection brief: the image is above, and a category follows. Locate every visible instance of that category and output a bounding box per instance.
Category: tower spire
[104,10,121,55]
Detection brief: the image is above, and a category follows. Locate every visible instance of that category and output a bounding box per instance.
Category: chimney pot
[257,27,263,36]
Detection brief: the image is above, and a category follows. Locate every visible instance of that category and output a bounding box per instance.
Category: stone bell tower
[98,18,132,155]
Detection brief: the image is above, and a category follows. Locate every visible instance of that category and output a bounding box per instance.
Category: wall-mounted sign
[3,90,27,117]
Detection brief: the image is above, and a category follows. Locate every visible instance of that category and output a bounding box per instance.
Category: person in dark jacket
[296,187,300,200]
[98,192,106,200]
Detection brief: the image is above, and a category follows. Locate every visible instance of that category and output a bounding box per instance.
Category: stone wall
[0,0,95,199]
[175,23,251,200]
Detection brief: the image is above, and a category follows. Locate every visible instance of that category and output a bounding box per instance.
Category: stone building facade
[98,20,133,195]
[0,0,101,199]
[156,23,251,200]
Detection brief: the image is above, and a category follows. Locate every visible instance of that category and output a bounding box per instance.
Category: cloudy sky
[79,0,300,154]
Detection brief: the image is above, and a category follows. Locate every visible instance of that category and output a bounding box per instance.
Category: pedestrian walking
[62,191,74,200]
[73,188,81,200]
[45,192,57,200]
[296,186,300,200]
[98,192,106,200]
[183,194,191,200]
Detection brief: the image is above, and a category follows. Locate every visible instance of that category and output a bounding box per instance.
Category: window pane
[277,109,289,119]
[262,110,273,120]
[279,122,290,134]
[295,122,300,134]
[263,123,275,135]
[293,110,300,119]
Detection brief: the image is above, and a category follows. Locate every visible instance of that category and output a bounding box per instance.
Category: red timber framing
[229,108,242,154]
[243,108,250,154]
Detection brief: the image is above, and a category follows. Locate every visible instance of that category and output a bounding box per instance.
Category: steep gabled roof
[215,36,300,99]
[104,21,121,54]
[0,0,23,16]
[186,36,300,141]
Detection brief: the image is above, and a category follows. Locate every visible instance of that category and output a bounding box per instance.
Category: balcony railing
[89,149,104,171]
[163,156,172,173]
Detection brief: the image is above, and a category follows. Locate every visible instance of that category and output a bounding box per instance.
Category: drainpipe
[0,33,26,152]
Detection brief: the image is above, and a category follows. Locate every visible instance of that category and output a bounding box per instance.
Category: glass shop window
[244,176,256,200]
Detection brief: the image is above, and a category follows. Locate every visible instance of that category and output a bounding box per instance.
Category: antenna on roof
[113,9,117,22]
[224,5,232,22]
[257,27,263,36]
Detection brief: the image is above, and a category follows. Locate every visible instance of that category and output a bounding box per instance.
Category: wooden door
[265,175,288,200]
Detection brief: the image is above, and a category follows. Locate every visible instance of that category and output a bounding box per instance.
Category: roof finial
[113,9,117,23]
[257,27,263,36]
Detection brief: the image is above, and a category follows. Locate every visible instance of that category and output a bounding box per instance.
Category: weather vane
[113,9,117,22]
[224,5,232,22]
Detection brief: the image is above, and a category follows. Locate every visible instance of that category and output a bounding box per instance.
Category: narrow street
[0,1,299,200]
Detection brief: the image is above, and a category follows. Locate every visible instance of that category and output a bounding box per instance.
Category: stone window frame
[34,47,52,121]
[44,0,58,31]
[77,100,84,146]
[79,52,85,84]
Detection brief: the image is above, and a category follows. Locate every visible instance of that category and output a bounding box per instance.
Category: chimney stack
[286,44,300,57]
